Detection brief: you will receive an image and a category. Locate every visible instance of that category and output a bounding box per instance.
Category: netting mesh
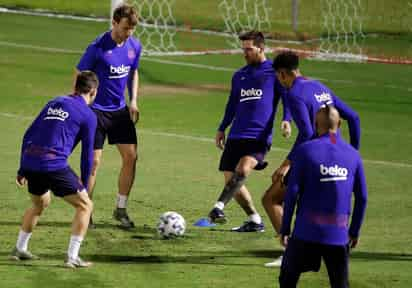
[317,0,365,61]
[218,0,272,49]
[131,0,177,53]
[114,0,411,61]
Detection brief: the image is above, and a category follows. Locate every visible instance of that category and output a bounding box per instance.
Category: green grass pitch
[0,11,411,288]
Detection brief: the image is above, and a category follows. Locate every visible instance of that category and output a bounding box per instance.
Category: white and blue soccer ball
[157,211,186,239]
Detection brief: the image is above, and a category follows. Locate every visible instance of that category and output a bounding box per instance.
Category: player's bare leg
[11,192,51,260]
[113,143,137,229]
[209,156,264,232]
[262,180,285,234]
[63,190,93,268]
[87,149,103,228]
[87,149,103,200]
[262,179,286,267]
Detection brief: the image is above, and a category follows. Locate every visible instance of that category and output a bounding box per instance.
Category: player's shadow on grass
[71,250,412,264]
[350,251,412,262]
[0,251,411,267]
[84,254,264,267]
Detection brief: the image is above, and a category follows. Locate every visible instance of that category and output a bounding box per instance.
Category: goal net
[113,0,177,54]
[316,0,365,62]
[110,0,411,63]
[218,0,272,49]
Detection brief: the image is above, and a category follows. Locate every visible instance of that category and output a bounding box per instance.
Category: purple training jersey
[281,132,367,245]
[287,76,361,160]
[77,31,142,111]
[218,60,291,146]
[18,95,97,190]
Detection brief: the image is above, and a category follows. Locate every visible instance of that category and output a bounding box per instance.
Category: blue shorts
[219,139,269,172]
[22,167,85,197]
[279,237,349,288]
[93,106,138,149]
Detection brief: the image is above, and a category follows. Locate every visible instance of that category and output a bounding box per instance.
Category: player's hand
[215,131,225,150]
[129,102,140,124]
[280,234,289,247]
[272,159,291,184]
[16,175,27,188]
[349,236,359,249]
[281,121,292,138]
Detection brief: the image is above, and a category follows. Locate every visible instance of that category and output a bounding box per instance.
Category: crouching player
[11,71,98,268]
[279,106,367,288]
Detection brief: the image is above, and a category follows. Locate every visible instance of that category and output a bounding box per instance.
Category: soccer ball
[157,211,186,239]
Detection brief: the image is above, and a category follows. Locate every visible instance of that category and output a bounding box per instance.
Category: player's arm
[127,69,139,123]
[74,41,98,92]
[17,105,49,181]
[216,75,239,149]
[16,129,31,186]
[277,79,292,138]
[280,149,305,246]
[286,94,314,161]
[127,42,142,124]
[348,157,368,248]
[333,95,361,150]
[79,115,97,191]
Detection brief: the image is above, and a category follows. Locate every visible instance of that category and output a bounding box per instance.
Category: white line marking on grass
[0,40,411,92]
[4,112,408,169]
[142,58,234,72]
[0,41,82,54]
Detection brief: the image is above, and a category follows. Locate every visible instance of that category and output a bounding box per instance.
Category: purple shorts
[93,106,137,149]
[22,167,85,197]
[219,139,269,172]
[279,237,349,288]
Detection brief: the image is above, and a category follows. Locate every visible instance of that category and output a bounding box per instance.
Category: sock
[16,230,32,252]
[67,235,83,260]
[116,194,128,209]
[249,213,262,224]
[217,172,246,204]
[214,201,225,210]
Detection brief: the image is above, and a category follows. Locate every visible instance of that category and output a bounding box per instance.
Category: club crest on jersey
[319,164,348,182]
[128,49,136,60]
[44,107,69,121]
[240,88,263,102]
[105,50,113,58]
[109,64,130,79]
[314,92,333,105]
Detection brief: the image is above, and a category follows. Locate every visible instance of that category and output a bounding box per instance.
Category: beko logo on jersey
[109,65,130,79]
[44,107,69,121]
[240,88,263,102]
[314,92,333,104]
[320,164,348,182]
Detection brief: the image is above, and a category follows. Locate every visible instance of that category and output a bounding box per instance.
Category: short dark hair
[238,30,265,48]
[273,51,299,72]
[113,4,138,26]
[75,71,98,94]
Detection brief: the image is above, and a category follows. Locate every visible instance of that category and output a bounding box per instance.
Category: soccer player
[11,71,98,268]
[263,51,361,267]
[279,106,367,288]
[75,4,142,229]
[207,31,292,232]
